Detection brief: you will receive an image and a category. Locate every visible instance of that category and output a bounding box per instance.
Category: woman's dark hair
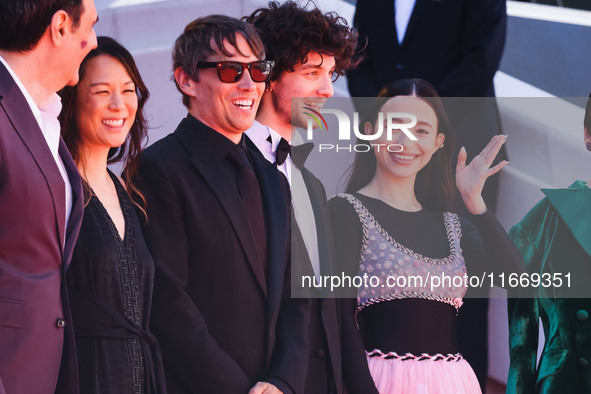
[345,78,456,211]
[59,36,150,218]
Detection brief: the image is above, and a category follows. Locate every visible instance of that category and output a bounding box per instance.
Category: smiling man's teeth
[233,100,253,108]
[102,119,124,127]
[392,153,415,160]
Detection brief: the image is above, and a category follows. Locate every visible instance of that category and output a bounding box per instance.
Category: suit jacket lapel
[401,0,429,48]
[250,146,289,312]
[0,63,66,256]
[175,120,268,297]
[543,182,591,259]
[59,139,83,271]
[300,168,338,299]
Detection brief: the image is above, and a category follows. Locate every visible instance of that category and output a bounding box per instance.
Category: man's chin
[65,71,80,87]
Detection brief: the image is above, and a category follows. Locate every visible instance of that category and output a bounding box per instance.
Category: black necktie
[267,136,315,168]
[226,144,267,269]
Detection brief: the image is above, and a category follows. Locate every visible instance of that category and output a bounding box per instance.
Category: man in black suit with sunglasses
[138,15,309,394]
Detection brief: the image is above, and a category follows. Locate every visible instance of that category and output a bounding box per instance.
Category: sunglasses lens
[218,63,242,83]
[250,62,271,82]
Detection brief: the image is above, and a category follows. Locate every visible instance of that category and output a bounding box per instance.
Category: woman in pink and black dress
[329,78,524,394]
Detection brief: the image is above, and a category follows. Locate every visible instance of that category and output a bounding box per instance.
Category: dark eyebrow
[389,117,435,127]
[300,63,323,70]
[88,80,134,88]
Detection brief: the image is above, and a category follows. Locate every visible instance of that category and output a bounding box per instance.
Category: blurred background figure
[59,36,165,394]
[507,94,591,393]
[347,2,508,388]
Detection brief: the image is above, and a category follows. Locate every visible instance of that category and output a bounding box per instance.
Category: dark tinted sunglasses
[196,60,274,83]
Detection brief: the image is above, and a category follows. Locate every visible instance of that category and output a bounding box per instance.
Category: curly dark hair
[172,15,265,108]
[59,36,150,219]
[244,1,360,82]
[345,78,456,212]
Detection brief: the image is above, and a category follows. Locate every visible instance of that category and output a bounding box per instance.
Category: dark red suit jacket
[0,62,84,394]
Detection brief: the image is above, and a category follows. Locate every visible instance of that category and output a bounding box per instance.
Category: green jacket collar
[542,180,591,258]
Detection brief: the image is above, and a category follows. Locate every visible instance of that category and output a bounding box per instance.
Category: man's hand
[248,381,283,394]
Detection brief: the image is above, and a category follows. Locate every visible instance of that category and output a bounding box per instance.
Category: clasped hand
[249,381,283,394]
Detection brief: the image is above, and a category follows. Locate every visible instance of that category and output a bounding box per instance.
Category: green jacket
[507,181,591,393]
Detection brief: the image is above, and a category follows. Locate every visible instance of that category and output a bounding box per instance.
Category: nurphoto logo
[303,107,418,153]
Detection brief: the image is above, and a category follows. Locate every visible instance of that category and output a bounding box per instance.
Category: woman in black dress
[59,36,165,394]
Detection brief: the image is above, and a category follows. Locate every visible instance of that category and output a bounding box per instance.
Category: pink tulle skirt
[366,353,482,394]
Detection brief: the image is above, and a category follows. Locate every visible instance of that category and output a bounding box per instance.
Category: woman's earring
[439,144,445,149]
[586,142,591,151]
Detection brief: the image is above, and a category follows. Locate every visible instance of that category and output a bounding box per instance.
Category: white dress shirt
[0,55,73,237]
[395,0,417,44]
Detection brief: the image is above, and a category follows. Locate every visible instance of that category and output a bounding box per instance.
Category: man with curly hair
[244,3,366,393]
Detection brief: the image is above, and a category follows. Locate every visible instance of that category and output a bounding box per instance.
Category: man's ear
[267,79,278,93]
[174,67,197,97]
[49,10,70,46]
[364,121,374,135]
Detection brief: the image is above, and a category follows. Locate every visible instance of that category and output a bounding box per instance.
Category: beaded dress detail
[336,194,467,316]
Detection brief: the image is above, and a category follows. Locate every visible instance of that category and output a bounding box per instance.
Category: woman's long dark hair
[59,36,150,218]
[345,78,456,211]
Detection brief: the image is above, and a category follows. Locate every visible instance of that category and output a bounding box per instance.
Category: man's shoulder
[143,128,187,161]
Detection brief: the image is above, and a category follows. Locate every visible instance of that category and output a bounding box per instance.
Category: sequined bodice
[336,194,467,314]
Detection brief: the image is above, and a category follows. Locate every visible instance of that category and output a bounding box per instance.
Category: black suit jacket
[293,168,346,394]
[348,0,506,99]
[246,134,348,394]
[138,116,309,394]
[0,62,84,394]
